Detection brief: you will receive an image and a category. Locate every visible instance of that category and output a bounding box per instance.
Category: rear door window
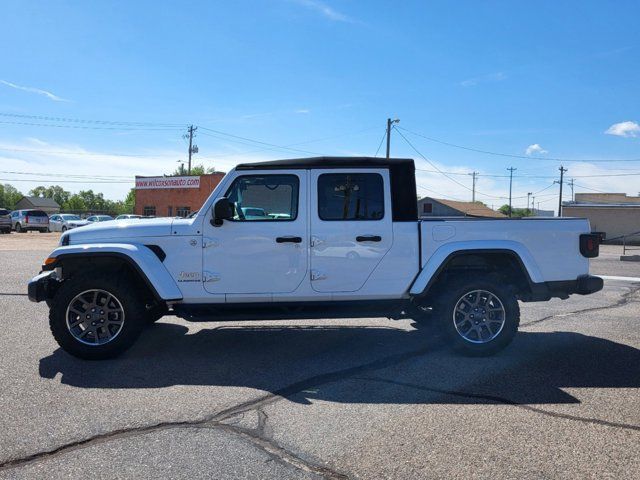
[317,173,384,221]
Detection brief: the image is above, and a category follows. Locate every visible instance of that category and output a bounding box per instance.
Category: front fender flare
[44,243,183,301]
[409,240,544,296]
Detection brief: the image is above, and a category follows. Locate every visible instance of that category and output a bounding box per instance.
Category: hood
[62,217,175,244]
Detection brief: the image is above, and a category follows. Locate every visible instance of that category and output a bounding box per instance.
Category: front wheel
[433,275,519,356]
[15,223,23,233]
[49,274,146,360]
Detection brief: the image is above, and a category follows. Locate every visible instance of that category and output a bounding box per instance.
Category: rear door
[310,169,393,292]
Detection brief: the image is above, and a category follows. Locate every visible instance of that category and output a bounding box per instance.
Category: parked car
[11,209,49,233]
[48,214,90,232]
[115,214,142,220]
[29,157,603,360]
[0,208,11,233]
[86,215,114,223]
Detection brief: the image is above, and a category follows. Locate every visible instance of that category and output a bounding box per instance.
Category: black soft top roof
[236,156,414,170]
[236,156,418,222]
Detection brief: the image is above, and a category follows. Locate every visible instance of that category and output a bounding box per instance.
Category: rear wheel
[49,273,146,360]
[61,226,67,232]
[433,275,519,356]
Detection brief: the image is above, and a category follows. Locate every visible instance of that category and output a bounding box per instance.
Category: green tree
[29,185,70,207]
[0,184,23,209]
[498,204,534,217]
[63,194,86,211]
[169,164,214,176]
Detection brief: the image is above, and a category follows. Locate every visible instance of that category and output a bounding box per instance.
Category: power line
[0,120,180,131]
[397,126,640,163]
[0,170,132,179]
[0,112,185,127]
[373,129,387,157]
[394,127,524,200]
[0,178,131,184]
[198,126,324,156]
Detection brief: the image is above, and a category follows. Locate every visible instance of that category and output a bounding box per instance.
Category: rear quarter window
[29,210,48,216]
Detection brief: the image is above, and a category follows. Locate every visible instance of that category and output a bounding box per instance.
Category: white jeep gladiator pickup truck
[28,157,603,359]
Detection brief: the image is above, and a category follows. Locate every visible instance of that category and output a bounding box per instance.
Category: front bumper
[27,270,58,303]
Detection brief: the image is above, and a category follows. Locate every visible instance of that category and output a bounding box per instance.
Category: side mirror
[211,197,234,226]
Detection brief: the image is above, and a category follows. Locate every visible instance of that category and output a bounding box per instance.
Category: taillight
[25,215,30,224]
[580,233,600,258]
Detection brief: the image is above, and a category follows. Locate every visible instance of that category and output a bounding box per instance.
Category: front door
[310,169,393,292]
[202,170,307,295]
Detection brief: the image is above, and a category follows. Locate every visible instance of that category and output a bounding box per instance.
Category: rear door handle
[356,235,382,242]
[276,236,303,243]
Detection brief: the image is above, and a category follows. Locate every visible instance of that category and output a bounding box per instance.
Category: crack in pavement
[0,343,439,475]
[520,285,640,328]
[355,377,640,432]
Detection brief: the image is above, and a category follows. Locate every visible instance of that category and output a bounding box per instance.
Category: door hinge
[202,237,219,249]
[203,271,221,283]
[310,270,326,281]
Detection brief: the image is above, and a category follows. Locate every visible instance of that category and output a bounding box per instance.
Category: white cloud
[605,121,640,138]
[295,108,310,114]
[0,80,69,102]
[290,0,351,22]
[525,144,548,156]
[460,72,506,87]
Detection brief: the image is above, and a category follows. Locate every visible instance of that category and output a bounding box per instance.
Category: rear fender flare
[409,240,543,296]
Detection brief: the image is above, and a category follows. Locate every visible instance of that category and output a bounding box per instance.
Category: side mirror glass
[211,197,233,226]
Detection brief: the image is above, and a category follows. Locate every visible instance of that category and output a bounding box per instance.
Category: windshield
[61,215,81,220]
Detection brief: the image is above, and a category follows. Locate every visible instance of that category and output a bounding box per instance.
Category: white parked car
[86,215,114,223]
[28,157,603,360]
[48,214,90,232]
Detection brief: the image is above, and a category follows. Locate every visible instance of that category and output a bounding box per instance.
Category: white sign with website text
[135,176,201,190]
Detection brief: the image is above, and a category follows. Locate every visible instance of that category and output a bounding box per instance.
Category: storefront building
[134,173,225,217]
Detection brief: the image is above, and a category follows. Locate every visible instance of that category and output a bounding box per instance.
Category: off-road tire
[49,273,146,360]
[433,274,519,356]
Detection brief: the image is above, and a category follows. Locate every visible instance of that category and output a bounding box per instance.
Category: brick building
[134,173,225,217]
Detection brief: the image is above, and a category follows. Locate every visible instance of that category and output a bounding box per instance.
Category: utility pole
[507,167,517,217]
[386,118,400,159]
[556,166,568,217]
[568,178,575,201]
[531,195,536,215]
[184,125,198,175]
[527,192,532,213]
[469,171,478,202]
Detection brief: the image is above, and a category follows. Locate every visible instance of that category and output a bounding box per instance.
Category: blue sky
[1,0,639,210]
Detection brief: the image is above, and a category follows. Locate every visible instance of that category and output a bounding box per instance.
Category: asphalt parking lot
[0,232,638,479]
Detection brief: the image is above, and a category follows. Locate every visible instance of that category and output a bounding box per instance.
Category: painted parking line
[600,275,640,282]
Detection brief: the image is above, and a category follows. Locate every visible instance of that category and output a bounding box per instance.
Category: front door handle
[276,236,303,243]
[356,235,382,242]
